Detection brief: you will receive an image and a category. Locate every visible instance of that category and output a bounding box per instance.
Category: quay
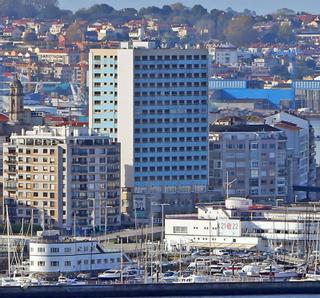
[2,281,320,298]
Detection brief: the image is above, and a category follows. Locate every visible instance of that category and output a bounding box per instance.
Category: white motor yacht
[98,269,122,280]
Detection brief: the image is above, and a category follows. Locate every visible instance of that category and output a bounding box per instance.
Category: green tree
[191,5,207,18]
[275,8,296,16]
[277,24,296,43]
[65,22,85,44]
[224,16,258,46]
[23,29,38,44]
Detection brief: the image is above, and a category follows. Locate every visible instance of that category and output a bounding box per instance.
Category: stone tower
[9,74,24,123]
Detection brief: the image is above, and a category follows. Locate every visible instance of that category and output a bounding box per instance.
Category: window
[173,226,188,234]
[65,261,71,267]
[51,247,59,253]
[38,247,45,253]
[51,261,59,267]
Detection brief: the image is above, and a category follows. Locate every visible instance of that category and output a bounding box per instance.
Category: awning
[189,242,257,250]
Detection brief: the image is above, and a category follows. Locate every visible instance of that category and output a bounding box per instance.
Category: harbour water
[95,296,320,298]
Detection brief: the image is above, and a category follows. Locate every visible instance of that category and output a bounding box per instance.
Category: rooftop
[209,124,281,133]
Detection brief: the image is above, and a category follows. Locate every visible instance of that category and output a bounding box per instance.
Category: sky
[59,0,320,14]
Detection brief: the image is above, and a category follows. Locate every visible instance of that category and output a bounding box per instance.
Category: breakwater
[2,281,320,298]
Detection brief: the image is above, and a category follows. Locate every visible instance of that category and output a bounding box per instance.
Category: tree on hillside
[191,5,207,18]
[224,16,258,46]
[65,22,85,44]
[277,24,296,43]
[23,29,38,44]
[275,8,296,16]
[74,4,114,21]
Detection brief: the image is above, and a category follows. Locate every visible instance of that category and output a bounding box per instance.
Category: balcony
[4,184,17,191]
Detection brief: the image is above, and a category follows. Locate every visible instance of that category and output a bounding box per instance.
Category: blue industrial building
[210,79,320,108]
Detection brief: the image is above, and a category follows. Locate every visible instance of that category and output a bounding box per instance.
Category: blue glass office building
[90,48,209,193]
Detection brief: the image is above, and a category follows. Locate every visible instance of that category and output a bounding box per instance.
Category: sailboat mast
[6,205,11,277]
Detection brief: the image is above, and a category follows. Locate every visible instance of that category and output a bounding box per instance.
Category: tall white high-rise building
[89,48,209,195]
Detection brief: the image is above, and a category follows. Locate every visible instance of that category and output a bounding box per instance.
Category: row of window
[135,72,207,79]
[18,208,56,216]
[18,199,55,207]
[15,157,55,163]
[15,148,56,154]
[93,55,117,60]
[135,126,207,134]
[135,54,207,61]
[134,63,207,70]
[94,82,117,87]
[16,166,56,173]
[135,91,207,97]
[18,183,56,190]
[93,73,117,78]
[134,155,207,163]
[94,91,117,96]
[135,165,207,172]
[135,81,207,88]
[94,64,117,69]
[135,146,207,153]
[135,99,206,106]
[135,118,207,126]
[33,257,120,267]
[135,174,207,182]
[135,136,207,143]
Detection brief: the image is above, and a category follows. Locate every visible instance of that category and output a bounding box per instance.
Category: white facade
[208,44,238,66]
[265,112,316,198]
[29,239,123,274]
[165,197,320,252]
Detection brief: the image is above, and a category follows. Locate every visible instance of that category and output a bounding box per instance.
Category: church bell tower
[9,74,24,123]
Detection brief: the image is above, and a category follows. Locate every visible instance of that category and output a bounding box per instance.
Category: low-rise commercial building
[165,197,320,253]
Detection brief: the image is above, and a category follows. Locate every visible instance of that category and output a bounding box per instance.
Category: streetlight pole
[154,203,170,276]
[88,198,96,237]
[226,171,238,199]
[134,198,138,259]
[104,206,112,240]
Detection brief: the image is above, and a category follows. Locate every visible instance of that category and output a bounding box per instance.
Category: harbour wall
[2,281,320,297]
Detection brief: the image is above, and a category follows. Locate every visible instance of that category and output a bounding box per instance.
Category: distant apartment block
[36,49,80,65]
[208,123,288,202]
[265,112,317,199]
[3,126,120,232]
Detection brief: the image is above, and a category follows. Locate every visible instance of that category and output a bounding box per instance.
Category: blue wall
[219,88,295,105]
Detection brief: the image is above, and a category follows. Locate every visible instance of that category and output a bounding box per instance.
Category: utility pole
[226,171,238,199]
[153,203,169,276]
[104,206,112,240]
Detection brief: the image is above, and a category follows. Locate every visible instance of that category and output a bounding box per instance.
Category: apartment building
[3,126,120,232]
[265,112,316,199]
[208,123,288,202]
[89,48,209,196]
[36,49,80,65]
[89,47,210,220]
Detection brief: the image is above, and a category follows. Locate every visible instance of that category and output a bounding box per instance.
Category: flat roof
[189,242,257,250]
[209,124,281,133]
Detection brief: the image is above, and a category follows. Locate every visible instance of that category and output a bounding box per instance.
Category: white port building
[165,197,320,253]
[29,237,127,274]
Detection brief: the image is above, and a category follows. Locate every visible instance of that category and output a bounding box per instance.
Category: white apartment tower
[89,48,209,193]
